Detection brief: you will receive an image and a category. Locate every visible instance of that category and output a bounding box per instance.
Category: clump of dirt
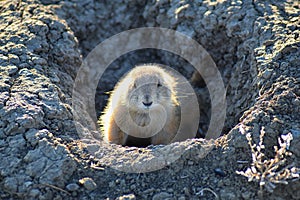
[0,0,299,199]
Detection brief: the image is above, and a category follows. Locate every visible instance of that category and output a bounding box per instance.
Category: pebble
[183,187,190,196]
[214,168,226,177]
[29,189,40,198]
[7,65,18,75]
[130,184,136,190]
[143,188,155,194]
[280,61,289,68]
[79,177,97,191]
[24,181,33,188]
[4,177,18,192]
[167,188,174,193]
[0,54,8,65]
[66,183,80,191]
[152,192,172,200]
[187,160,194,165]
[109,181,116,188]
[241,191,251,199]
[262,68,273,79]
[220,189,236,199]
[293,98,300,106]
[32,57,47,65]
[116,194,136,200]
[8,54,20,65]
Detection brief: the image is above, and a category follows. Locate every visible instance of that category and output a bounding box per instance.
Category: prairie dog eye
[157,81,162,87]
[133,82,137,88]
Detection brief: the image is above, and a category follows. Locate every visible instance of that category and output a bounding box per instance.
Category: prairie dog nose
[144,94,150,102]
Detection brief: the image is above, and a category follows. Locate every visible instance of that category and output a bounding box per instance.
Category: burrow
[54,0,259,147]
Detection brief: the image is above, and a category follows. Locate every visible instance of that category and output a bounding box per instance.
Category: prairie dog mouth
[142,101,153,107]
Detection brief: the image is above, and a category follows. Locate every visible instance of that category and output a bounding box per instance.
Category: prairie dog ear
[162,72,176,88]
[111,74,132,100]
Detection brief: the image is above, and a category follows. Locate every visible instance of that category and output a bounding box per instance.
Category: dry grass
[236,125,300,198]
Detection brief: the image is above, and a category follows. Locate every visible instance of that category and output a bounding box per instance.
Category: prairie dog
[98,64,181,146]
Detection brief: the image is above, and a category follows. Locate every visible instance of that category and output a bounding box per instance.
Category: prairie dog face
[125,66,176,112]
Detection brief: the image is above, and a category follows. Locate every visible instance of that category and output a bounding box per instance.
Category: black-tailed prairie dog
[98,64,199,146]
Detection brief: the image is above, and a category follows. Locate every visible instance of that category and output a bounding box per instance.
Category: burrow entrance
[56,1,259,147]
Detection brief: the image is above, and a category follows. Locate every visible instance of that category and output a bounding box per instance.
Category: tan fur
[98,65,181,146]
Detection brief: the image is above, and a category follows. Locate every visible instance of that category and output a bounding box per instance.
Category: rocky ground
[0,0,299,199]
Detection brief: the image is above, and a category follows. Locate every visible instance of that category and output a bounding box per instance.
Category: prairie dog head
[118,65,178,113]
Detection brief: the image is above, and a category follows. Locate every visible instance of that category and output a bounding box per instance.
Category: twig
[38,183,71,195]
[91,162,105,170]
[196,188,219,200]
[237,160,249,164]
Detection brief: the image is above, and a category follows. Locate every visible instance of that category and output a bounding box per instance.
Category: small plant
[236,125,300,198]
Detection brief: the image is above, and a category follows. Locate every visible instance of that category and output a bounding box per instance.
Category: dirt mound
[0,0,299,199]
